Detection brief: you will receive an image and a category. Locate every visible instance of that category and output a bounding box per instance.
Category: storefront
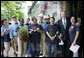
[28,1,83,23]
[28,1,63,22]
[28,1,83,57]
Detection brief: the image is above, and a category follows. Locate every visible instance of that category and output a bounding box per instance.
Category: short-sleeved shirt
[10,21,20,39]
[69,24,80,43]
[38,21,49,32]
[1,25,11,42]
[29,23,43,43]
[45,24,59,44]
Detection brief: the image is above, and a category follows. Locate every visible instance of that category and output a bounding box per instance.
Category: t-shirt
[38,21,49,32]
[1,25,11,42]
[69,24,80,43]
[10,21,20,38]
[29,23,43,43]
[45,24,59,44]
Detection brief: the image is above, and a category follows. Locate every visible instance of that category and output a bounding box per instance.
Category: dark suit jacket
[57,17,71,40]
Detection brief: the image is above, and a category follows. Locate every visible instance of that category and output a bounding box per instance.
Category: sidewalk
[3,47,62,57]
[3,47,16,57]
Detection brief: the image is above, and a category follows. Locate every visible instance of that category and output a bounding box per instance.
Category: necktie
[64,19,66,29]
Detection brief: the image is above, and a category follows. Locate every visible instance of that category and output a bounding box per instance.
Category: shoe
[28,54,31,57]
[1,55,4,57]
[14,52,17,57]
[16,54,18,57]
[25,54,28,57]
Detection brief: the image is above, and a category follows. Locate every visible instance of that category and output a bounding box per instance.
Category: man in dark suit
[57,11,72,57]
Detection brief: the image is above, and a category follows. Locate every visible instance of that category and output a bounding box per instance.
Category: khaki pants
[13,36,18,47]
[40,33,47,56]
[18,38,27,57]
[4,42,10,57]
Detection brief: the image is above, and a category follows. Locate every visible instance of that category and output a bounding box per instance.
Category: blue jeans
[26,39,31,54]
[47,43,58,57]
[31,42,40,57]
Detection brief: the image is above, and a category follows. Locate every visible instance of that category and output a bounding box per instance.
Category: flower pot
[19,35,28,43]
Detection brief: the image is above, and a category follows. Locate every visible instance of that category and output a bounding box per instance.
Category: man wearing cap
[10,16,20,57]
[38,13,44,56]
[38,14,50,57]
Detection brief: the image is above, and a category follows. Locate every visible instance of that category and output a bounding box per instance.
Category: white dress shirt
[62,18,67,29]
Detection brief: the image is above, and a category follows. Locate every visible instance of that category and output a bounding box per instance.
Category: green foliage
[1,1,25,20]
[19,26,29,38]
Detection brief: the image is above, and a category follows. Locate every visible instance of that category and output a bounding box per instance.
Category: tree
[1,1,26,20]
[31,2,40,19]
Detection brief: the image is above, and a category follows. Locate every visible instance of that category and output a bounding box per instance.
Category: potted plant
[19,26,29,42]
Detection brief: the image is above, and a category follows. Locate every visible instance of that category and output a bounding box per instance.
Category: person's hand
[36,28,40,32]
[29,31,32,34]
[72,41,76,46]
[49,36,52,40]
[56,31,59,34]
[51,36,55,40]
[76,22,80,26]
[58,35,61,39]
[3,29,7,33]
[36,29,39,32]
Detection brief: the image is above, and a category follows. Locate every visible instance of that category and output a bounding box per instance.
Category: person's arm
[1,26,6,36]
[73,25,80,45]
[28,24,33,34]
[46,31,52,40]
[2,30,6,36]
[51,35,56,40]
[52,31,59,38]
[57,20,62,39]
[36,25,43,33]
[73,31,79,45]
[36,29,43,33]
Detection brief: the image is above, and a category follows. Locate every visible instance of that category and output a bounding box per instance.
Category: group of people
[1,11,81,57]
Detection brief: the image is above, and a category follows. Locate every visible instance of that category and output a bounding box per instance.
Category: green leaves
[19,26,29,38]
[1,1,25,20]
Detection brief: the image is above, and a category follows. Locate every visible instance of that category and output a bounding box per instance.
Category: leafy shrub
[19,26,29,40]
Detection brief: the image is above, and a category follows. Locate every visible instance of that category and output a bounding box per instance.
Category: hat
[12,16,17,18]
[44,15,50,19]
[1,18,7,21]
[38,13,44,17]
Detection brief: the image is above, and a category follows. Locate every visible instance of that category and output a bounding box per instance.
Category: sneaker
[25,54,28,57]
[14,52,17,57]
[16,51,18,57]
[28,54,32,57]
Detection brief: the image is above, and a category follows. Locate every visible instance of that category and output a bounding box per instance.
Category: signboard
[40,1,47,11]
[40,1,62,22]
[47,1,58,10]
